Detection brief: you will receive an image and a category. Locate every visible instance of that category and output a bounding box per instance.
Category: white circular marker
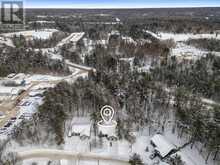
[100,105,115,124]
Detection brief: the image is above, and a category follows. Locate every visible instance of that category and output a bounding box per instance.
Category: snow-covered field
[171,42,208,60]
[158,32,220,42]
[28,21,55,24]
[144,30,220,60]
[0,36,15,47]
[145,31,220,42]
[2,29,58,40]
[60,115,213,165]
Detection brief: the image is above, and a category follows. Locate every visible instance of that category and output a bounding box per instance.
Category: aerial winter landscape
[0,0,220,165]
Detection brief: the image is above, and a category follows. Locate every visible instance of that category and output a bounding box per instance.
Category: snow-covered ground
[164,129,218,165]
[121,36,136,44]
[25,74,66,83]
[145,30,220,45]
[28,21,55,24]
[65,59,96,72]
[144,30,220,60]
[158,32,220,42]
[145,30,162,40]
[60,118,217,165]
[0,36,15,47]
[1,29,58,40]
[171,42,208,60]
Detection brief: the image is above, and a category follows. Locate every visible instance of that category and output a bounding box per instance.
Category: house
[150,134,177,158]
[69,117,91,139]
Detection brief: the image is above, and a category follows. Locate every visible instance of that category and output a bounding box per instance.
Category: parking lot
[0,80,57,137]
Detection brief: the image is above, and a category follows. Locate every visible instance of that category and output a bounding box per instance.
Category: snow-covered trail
[17,149,129,164]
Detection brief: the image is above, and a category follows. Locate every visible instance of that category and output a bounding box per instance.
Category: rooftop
[151,134,176,158]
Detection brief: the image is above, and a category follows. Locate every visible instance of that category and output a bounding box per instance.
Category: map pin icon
[100,105,114,124]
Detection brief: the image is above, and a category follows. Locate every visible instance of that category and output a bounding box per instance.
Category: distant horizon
[24,0,220,9]
[25,6,220,9]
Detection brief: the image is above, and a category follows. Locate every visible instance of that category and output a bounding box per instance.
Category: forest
[0,46,69,77]
[9,34,220,163]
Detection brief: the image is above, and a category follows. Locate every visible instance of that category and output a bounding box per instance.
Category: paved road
[17,149,129,165]
[65,60,96,72]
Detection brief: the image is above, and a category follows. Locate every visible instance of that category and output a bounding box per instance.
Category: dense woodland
[12,31,67,48]
[60,42,83,64]
[0,47,69,77]
[152,54,220,101]
[187,38,220,52]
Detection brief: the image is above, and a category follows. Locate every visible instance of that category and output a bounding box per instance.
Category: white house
[150,134,177,158]
[69,117,91,139]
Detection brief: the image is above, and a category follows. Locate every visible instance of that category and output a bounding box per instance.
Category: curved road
[17,149,129,165]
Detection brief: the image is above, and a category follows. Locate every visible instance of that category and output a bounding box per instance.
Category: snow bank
[145,30,161,40]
